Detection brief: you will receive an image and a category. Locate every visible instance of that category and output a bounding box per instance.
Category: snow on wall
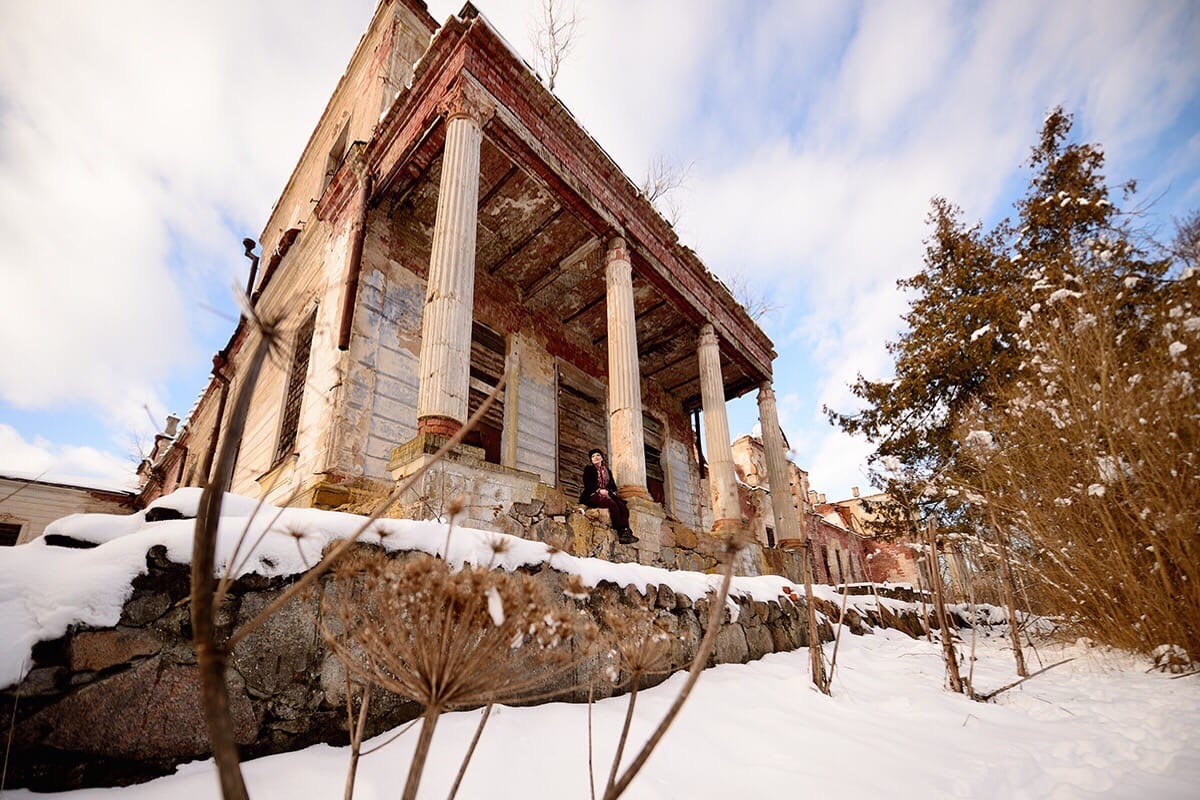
[0,489,811,689]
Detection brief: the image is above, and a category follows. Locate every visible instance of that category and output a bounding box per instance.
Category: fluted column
[605,236,648,498]
[757,381,800,542]
[416,82,492,435]
[698,324,739,530]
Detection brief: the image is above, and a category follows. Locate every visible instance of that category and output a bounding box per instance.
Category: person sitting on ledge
[580,448,638,545]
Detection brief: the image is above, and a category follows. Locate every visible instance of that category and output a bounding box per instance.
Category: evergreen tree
[828,108,1168,532]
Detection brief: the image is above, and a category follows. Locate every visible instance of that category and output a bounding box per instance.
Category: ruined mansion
[126,0,918,584]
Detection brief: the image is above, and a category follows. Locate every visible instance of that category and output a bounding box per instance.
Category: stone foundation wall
[1,539,932,792]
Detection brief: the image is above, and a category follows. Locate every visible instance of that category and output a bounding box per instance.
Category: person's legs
[590,495,637,543]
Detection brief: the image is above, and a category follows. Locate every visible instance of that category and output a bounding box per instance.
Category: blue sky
[1,0,1198,498]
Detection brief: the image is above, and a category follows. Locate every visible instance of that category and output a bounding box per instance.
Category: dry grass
[959,269,1200,660]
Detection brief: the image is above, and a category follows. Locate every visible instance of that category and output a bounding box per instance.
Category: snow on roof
[821,511,847,529]
[0,489,810,688]
[0,470,137,495]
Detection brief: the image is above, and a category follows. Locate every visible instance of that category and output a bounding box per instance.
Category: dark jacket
[580,464,618,504]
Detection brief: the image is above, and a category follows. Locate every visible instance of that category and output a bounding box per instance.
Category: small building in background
[0,473,136,546]
[730,432,925,587]
[817,490,927,587]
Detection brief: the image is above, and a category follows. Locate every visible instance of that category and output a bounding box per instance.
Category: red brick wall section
[804,515,869,585]
[418,415,462,436]
[860,538,921,585]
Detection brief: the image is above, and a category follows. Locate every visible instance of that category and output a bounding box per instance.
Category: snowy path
[12,630,1198,799]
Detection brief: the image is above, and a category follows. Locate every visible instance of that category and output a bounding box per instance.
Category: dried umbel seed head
[322,551,599,710]
[564,574,591,601]
[446,495,467,517]
[602,606,674,680]
[723,528,753,557]
[486,534,514,557]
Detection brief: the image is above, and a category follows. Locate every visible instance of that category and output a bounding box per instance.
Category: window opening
[557,368,606,500]
[323,120,351,194]
[643,412,666,507]
[0,522,21,547]
[274,310,317,464]
[466,321,505,465]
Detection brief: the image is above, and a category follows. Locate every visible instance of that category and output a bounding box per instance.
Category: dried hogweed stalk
[322,550,600,800]
[600,602,675,798]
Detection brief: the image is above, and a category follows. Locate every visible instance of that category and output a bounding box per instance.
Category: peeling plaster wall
[510,332,556,482]
[178,385,223,488]
[225,221,343,505]
[332,216,426,481]
[257,2,432,267]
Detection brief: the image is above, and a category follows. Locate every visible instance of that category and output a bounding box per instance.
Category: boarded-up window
[466,322,505,464]
[0,522,21,547]
[766,526,775,548]
[643,413,666,507]
[557,366,606,501]
[323,120,350,194]
[275,311,316,464]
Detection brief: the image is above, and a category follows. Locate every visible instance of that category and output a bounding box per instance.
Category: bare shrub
[958,266,1200,659]
[639,155,691,227]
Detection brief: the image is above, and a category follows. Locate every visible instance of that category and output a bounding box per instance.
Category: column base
[617,484,651,501]
[417,415,463,437]
[711,518,743,537]
[388,431,485,475]
[626,495,666,562]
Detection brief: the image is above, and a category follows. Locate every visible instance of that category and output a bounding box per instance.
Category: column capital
[699,323,718,348]
[757,381,776,402]
[437,78,495,127]
[606,235,629,262]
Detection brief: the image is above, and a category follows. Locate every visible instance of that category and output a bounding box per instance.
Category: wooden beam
[477,163,520,211]
[645,348,693,379]
[563,290,606,324]
[521,232,598,299]
[628,313,690,359]
[487,207,565,275]
[594,297,668,346]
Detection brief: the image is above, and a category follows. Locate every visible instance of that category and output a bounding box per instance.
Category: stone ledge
[2,541,933,792]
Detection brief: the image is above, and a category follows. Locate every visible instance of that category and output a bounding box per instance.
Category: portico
[314,7,798,547]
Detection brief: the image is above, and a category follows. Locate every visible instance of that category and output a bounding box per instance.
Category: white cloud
[666,0,1200,496]
[2,0,1197,506]
[0,0,375,427]
[0,423,135,488]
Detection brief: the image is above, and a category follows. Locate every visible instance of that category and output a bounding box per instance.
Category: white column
[757,381,800,542]
[415,82,491,436]
[605,236,649,498]
[698,323,740,530]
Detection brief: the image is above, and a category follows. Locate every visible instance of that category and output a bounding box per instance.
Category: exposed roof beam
[594,297,668,346]
[563,290,605,324]
[522,233,598,299]
[486,207,565,275]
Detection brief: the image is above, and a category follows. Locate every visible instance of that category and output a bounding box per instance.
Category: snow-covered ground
[9,632,1198,799]
[5,490,1198,798]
